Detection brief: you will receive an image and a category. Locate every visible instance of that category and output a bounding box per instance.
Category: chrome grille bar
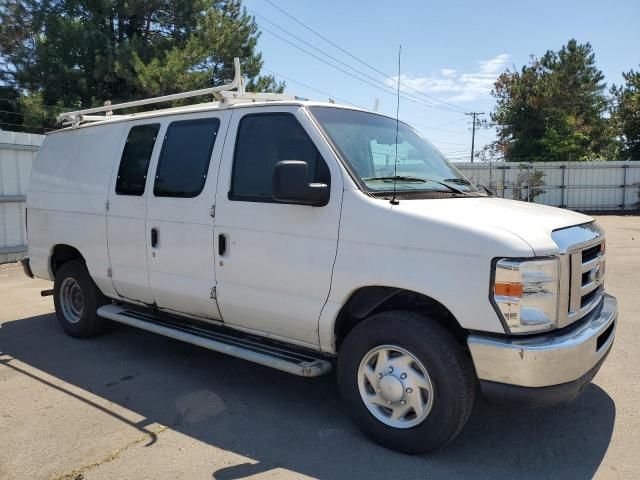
[552,222,605,328]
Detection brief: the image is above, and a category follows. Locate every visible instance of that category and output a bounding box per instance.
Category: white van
[21,61,617,453]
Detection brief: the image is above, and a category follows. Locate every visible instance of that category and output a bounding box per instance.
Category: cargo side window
[153,118,220,198]
[229,113,330,202]
[115,124,160,196]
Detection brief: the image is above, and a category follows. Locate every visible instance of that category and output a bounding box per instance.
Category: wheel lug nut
[400,373,407,379]
[387,401,392,404]
[378,373,383,378]
[406,387,413,394]
[377,388,381,392]
[400,400,406,405]
[388,366,394,373]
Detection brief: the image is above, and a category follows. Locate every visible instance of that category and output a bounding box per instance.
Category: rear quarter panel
[27,124,126,296]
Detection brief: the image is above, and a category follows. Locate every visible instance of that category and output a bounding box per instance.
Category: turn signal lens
[494,282,524,298]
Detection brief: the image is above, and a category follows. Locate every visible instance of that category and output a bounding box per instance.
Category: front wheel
[337,311,475,454]
[53,260,107,338]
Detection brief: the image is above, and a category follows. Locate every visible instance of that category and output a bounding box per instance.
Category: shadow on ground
[0,313,615,480]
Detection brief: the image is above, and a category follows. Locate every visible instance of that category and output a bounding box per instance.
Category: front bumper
[468,293,617,407]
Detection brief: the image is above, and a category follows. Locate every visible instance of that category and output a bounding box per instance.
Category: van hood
[396,196,592,255]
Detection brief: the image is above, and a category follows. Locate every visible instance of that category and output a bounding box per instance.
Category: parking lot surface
[1,215,639,480]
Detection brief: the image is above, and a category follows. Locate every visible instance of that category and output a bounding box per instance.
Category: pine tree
[490,39,618,162]
[0,0,283,132]
[612,67,640,160]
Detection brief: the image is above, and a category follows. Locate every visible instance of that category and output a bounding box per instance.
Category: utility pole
[466,112,484,162]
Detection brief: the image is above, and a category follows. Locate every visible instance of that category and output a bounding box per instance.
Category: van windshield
[309,106,478,194]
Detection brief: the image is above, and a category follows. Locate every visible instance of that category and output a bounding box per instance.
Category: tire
[53,260,107,338]
[337,311,475,454]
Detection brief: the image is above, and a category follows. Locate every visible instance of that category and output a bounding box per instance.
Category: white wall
[455,161,640,211]
[0,131,44,263]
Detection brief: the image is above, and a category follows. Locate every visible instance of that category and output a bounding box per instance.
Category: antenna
[390,45,402,206]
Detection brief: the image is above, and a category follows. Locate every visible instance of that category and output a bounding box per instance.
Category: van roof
[50,98,371,134]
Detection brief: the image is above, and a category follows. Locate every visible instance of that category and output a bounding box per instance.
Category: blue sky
[244,0,640,162]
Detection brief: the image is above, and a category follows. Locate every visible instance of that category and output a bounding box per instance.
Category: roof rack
[57,57,295,127]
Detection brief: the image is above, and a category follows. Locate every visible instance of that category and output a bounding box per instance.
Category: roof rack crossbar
[58,57,244,126]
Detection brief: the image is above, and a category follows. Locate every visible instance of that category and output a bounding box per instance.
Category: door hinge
[209,287,217,300]
[107,267,112,278]
[105,200,110,212]
[209,205,215,218]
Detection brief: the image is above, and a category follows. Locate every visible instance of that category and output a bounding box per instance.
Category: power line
[263,67,366,108]
[258,23,464,114]
[0,120,52,132]
[421,139,473,146]
[405,120,475,135]
[439,148,472,153]
[262,69,482,153]
[0,108,56,120]
[261,0,468,113]
[0,97,66,112]
[250,10,447,110]
[262,67,487,156]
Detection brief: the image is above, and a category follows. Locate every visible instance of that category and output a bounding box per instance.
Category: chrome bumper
[468,293,617,388]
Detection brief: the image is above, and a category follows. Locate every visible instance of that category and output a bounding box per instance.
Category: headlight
[492,257,559,334]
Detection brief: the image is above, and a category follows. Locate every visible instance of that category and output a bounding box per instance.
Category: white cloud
[386,54,510,103]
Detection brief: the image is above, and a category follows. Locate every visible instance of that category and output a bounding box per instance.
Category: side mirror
[272,160,329,206]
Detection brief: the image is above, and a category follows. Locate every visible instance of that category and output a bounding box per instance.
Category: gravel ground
[1,215,639,480]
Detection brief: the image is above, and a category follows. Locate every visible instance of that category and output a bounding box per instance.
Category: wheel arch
[333,286,468,351]
[50,244,85,276]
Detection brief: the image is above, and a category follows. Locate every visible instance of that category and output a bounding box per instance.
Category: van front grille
[552,222,605,328]
[569,240,605,321]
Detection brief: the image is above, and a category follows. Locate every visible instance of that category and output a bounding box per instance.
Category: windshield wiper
[363,175,427,183]
[364,176,467,194]
[443,177,493,195]
[443,178,472,186]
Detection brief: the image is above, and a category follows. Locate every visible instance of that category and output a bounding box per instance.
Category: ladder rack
[57,57,296,127]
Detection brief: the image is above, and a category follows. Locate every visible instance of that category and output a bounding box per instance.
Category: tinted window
[230,113,329,201]
[116,124,160,195]
[154,118,220,198]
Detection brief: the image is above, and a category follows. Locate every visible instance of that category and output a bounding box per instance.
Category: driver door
[212,106,343,347]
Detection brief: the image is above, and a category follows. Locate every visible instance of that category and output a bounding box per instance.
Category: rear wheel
[337,311,475,454]
[53,260,107,338]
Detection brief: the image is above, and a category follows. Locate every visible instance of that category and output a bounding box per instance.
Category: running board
[97,304,332,377]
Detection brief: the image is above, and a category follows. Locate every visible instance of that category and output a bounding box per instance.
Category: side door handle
[218,234,226,256]
[151,228,159,248]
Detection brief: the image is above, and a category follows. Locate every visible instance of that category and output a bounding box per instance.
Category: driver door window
[229,113,330,202]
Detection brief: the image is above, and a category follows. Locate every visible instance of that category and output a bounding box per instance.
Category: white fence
[0,129,639,263]
[0,131,44,263]
[456,161,640,211]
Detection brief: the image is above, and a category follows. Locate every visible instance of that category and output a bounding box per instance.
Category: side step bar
[97,304,332,377]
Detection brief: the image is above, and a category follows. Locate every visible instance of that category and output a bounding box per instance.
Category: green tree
[612,67,640,160]
[0,0,283,133]
[490,39,618,162]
